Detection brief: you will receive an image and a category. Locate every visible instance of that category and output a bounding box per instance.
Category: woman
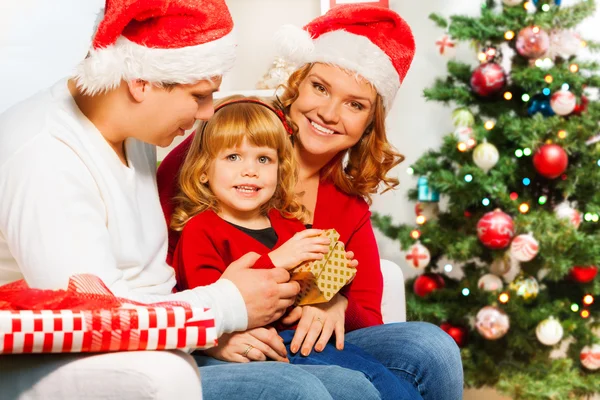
[158,5,463,399]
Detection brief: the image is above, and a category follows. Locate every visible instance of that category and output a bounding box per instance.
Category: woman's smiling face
[289,63,377,161]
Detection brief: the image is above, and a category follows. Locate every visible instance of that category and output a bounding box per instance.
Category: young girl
[170,95,421,400]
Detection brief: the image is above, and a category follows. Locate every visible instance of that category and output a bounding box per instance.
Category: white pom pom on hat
[275,4,416,113]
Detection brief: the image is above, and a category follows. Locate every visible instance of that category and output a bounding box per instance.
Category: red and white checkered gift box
[0,274,217,354]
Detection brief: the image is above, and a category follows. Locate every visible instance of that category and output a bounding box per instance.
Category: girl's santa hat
[75,0,236,95]
[276,5,415,112]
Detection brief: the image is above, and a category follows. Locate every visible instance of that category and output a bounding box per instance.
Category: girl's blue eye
[258,156,270,164]
[227,154,240,161]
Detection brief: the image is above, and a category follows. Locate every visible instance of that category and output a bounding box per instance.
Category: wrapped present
[290,229,356,306]
[0,274,217,354]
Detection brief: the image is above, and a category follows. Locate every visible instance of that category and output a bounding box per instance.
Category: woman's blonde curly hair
[171,95,307,231]
[279,63,405,205]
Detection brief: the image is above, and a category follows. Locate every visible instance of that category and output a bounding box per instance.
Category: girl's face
[289,63,377,162]
[205,138,279,222]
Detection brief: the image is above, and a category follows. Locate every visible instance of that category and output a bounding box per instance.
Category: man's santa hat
[276,5,415,112]
[75,0,236,95]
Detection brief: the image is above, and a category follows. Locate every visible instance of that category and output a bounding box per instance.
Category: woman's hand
[269,229,330,270]
[203,327,289,363]
[282,294,348,357]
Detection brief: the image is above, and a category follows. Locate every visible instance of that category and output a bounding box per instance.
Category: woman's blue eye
[313,83,327,93]
[350,102,364,110]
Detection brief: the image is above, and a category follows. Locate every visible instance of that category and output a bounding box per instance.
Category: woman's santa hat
[75,0,236,95]
[276,5,415,112]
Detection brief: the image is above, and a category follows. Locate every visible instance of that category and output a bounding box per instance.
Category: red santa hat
[74,0,236,95]
[276,5,415,112]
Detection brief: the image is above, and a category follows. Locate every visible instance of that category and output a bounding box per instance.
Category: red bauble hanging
[470,63,506,97]
[413,273,445,297]
[477,209,514,249]
[441,323,469,347]
[572,95,589,116]
[533,144,568,179]
[569,266,598,283]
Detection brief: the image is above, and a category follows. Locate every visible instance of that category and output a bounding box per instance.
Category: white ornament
[405,242,431,270]
[546,30,582,60]
[451,108,475,127]
[535,58,555,70]
[535,317,564,346]
[550,90,577,116]
[502,0,523,5]
[554,202,582,228]
[580,344,600,370]
[510,233,539,262]
[435,34,457,58]
[473,141,499,173]
[478,274,504,292]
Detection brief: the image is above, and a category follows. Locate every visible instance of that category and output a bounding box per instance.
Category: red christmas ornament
[477,209,514,249]
[569,266,598,283]
[470,63,506,97]
[572,95,589,116]
[440,323,468,347]
[532,144,568,179]
[413,274,445,297]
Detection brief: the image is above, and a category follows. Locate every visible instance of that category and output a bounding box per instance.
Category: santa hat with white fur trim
[74,0,236,95]
[276,4,415,112]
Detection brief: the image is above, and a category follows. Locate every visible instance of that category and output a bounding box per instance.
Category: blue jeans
[195,321,463,400]
[346,322,464,400]
[279,329,421,400]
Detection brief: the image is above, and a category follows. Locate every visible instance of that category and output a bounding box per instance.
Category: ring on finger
[242,344,254,357]
[315,317,323,324]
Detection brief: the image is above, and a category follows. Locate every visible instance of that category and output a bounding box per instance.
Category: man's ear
[127,79,150,103]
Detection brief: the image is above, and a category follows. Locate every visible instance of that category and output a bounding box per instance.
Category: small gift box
[290,229,356,306]
[0,274,217,354]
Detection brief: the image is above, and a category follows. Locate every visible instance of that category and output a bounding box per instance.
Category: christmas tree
[373,0,600,398]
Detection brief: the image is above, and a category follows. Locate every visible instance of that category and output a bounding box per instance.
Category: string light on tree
[583,295,594,306]
[519,203,530,214]
[504,30,515,40]
[499,292,510,303]
[581,310,591,319]
[569,63,579,73]
[410,229,421,239]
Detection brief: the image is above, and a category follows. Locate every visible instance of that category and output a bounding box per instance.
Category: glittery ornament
[535,317,563,346]
[509,275,539,300]
[473,142,499,173]
[475,306,510,340]
[256,56,297,89]
[405,242,431,270]
[516,27,550,59]
[477,210,515,249]
[417,176,440,202]
[470,63,506,97]
[580,344,600,370]
[550,90,577,116]
[478,274,504,292]
[510,233,539,262]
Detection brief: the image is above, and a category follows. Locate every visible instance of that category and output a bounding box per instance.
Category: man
[0,1,344,398]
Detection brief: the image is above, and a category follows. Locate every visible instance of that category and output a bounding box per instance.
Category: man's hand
[203,327,288,363]
[221,252,300,329]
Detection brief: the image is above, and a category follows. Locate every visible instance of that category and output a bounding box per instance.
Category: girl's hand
[269,229,330,270]
[286,294,348,357]
[203,327,288,363]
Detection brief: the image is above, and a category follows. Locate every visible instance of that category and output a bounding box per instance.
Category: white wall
[1,0,598,279]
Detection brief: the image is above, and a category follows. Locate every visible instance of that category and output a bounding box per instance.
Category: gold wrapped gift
[290,229,356,306]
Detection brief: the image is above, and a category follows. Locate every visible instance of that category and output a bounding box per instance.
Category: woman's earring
[200,174,208,183]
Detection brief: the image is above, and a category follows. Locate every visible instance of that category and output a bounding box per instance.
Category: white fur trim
[276,28,399,112]
[74,30,237,95]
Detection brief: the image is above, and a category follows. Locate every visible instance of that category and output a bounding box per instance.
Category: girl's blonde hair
[279,63,405,205]
[171,95,307,231]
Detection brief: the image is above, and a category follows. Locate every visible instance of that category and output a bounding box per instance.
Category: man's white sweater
[0,80,246,336]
